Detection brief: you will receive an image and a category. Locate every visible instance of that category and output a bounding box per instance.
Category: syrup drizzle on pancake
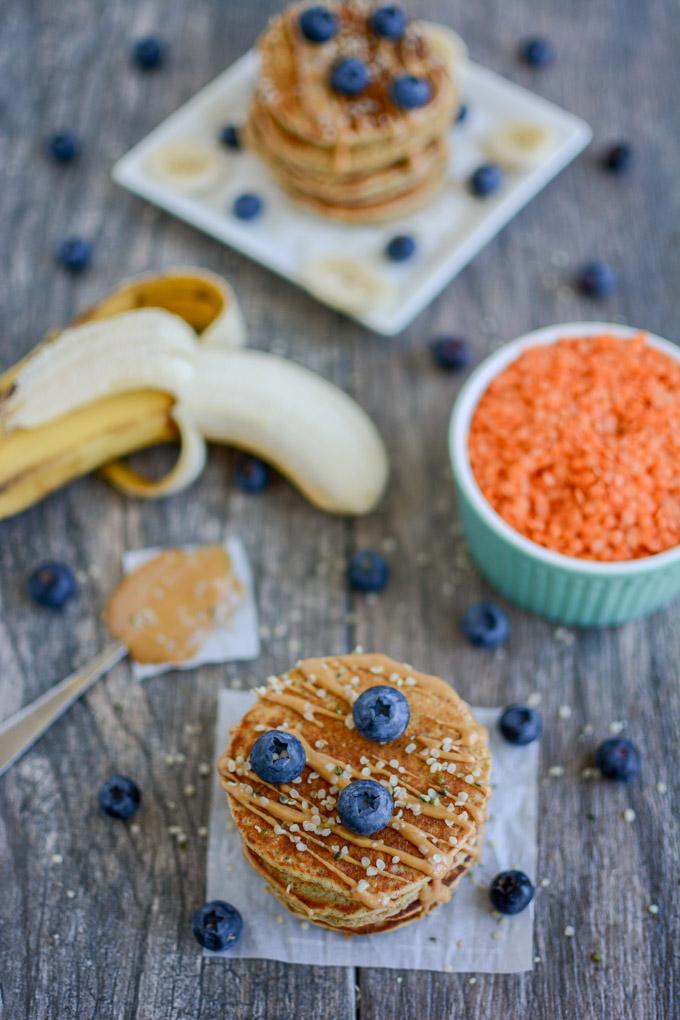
[220,654,490,915]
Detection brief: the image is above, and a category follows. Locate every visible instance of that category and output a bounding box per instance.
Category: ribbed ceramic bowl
[449,322,680,627]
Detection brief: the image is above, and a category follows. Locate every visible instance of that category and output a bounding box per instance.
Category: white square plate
[113,50,590,336]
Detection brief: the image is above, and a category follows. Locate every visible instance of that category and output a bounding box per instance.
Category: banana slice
[146,141,225,193]
[301,256,393,315]
[485,121,555,172]
[415,21,468,78]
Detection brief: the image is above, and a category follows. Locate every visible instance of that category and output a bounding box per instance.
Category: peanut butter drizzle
[225,653,490,911]
[261,690,339,721]
[104,546,243,664]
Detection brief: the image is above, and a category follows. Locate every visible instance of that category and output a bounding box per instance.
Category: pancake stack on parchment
[219,653,490,935]
[245,2,459,223]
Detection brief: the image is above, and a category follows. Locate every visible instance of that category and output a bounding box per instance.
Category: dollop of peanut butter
[104,546,243,664]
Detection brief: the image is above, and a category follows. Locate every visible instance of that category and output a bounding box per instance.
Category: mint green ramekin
[449,322,680,627]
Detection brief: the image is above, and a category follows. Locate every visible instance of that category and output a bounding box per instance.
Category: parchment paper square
[205,690,538,973]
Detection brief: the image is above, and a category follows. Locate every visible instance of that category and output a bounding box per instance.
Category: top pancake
[220,653,491,933]
[253,1,457,153]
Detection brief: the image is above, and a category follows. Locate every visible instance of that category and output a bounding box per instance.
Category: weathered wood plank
[353,0,680,1018]
[0,0,678,1018]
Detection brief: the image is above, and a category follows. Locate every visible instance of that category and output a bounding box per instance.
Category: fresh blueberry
[56,237,92,273]
[132,35,168,70]
[348,551,390,593]
[603,142,632,174]
[430,335,472,371]
[469,164,503,198]
[595,738,641,782]
[219,124,241,150]
[369,5,407,40]
[385,234,417,262]
[232,193,264,221]
[299,6,338,44]
[98,775,141,820]
[47,131,81,163]
[192,900,243,951]
[498,705,543,745]
[577,260,617,298]
[462,601,510,650]
[489,870,535,915]
[27,561,77,609]
[353,685,410,743]
[330,58,370,97]
[337,779,394,835]
[455,102,469,124]
[520,37,555,68]
[250,730,306,784]
[234,454,269,493]
[391,75,433,110]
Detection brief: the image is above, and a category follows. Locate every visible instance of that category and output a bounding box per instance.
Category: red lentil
[468,334,680,561]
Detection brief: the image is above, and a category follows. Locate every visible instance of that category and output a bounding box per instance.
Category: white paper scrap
[121,539,259,681]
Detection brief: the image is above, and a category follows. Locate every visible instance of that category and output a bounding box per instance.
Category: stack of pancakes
[219,653,490,935]
[245,2,458,223]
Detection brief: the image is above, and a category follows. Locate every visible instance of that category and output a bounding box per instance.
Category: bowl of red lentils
[449,322,680,626]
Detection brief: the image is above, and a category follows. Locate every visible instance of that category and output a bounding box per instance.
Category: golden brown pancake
[245,2,458,223]
[219,653,490,935]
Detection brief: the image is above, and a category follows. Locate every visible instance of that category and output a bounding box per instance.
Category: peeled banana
[0,268,389,518]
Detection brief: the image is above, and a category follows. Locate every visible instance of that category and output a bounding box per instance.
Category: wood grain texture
[0,1,678,1018]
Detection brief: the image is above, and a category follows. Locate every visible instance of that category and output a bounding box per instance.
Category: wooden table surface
[1,1,678,1017]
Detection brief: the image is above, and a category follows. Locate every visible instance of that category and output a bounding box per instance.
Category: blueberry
[520,37,555,68]
[577,260,617,298]
[330,58,370,97]
[56,237,92,273]
[132,35,168,70]
[98,775,141,820]
[430,335,472,371]
[462,601,510,650]
[192,900,243,951]
[385,234,417,262]
[595,738,641,782]
[498,705,543,745]
[337,779,394,835]
[469,164,503,198]
[455,102,469,124]
[353,685,410,743]
[232,193,264,221]
[603,142,632,174]
[489,870,535,915]
[27,561,77,609]
[369,5,407,40]
[250,730,306,784]
[234,454,269,493]
[299,6,338,44]
[219,124,241,150]
[47,131,81,163]
[348,551,390,593]
[391,75,433,110]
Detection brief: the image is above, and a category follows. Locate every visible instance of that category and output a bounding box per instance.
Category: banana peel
[0,268,389,518]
